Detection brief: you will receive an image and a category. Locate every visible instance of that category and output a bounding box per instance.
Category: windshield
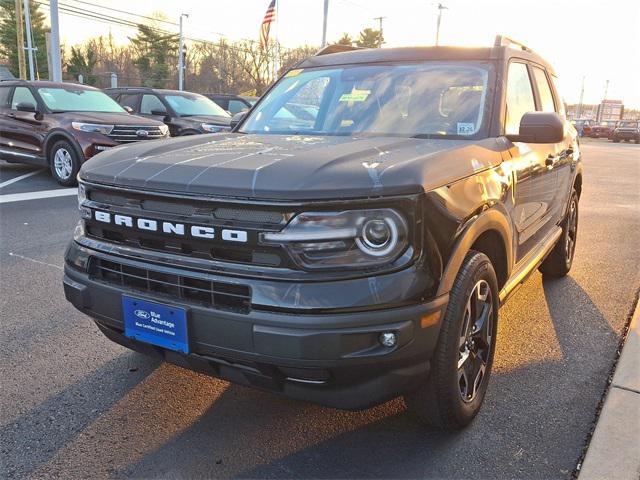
[38,87,125,113]
[164,93,230,117]
[240,62,491,138]
[619,121,638,127]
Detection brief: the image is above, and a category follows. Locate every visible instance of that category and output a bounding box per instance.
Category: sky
[50,0,640,108]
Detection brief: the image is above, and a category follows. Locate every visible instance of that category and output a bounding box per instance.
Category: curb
[579,299,640,480]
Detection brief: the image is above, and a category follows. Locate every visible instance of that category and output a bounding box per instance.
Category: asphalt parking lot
[1,139,638,479]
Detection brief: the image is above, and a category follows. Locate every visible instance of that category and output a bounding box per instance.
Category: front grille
[90,258,251,313]
[107,125,166,143]
[84,185,292,267]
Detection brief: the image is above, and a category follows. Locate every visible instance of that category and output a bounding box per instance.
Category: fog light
[379,332,397,348]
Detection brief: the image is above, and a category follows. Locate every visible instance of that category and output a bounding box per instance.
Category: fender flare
[43,129,85,164]
[436,206,514,297]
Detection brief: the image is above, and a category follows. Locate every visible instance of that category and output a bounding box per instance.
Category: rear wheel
[613,137,620,143]
[404,251,498,430]
[49,140,81,186]
[539,190,579,278]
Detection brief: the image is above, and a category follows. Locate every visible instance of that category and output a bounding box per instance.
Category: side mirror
[123,105,133,114]
[506,112,565,144]
[16,102,37,113]
[150,109,168,116]
[230,111,246,130]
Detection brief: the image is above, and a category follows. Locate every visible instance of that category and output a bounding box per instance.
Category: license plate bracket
[122,296,189,354]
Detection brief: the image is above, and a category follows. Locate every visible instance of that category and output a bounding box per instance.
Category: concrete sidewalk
[579,300,640,480]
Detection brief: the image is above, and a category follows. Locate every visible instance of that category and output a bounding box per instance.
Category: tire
[404,251,499,430]
[613,137,620,143]
[539,190,579,278]
[49,140,81,186]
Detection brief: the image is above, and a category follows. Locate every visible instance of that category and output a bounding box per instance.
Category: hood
[180,115,232,126]
[80,133,506,200]
[58,111,166,126]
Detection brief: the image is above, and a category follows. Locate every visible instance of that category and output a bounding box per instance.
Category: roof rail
[315,44,365,56]
[494,35,533,53]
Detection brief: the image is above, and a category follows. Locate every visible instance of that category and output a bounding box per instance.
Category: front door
[2,86,46,163]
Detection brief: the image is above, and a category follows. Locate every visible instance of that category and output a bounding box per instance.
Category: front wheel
[539,190,579,278]
[404,251,499,430]
[49,140,81,186]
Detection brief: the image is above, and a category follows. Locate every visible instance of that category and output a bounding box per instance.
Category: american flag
[259,0,277,50]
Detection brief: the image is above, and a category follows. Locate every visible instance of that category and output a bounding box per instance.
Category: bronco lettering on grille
[93,210,248,243]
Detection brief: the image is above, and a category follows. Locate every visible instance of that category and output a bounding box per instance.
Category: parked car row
[0,79,259,185]
[570,118,639,142]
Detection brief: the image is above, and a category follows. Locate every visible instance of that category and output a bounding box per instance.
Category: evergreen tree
[336,33,354,46]
[0,0,49,78]
[129,24,178,88]
[356,28,383,48]
[66,45,98,85]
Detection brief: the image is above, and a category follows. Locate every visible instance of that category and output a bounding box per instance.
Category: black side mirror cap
[506,111,565,144]
[230,111,246,131]
[16,102,37,113]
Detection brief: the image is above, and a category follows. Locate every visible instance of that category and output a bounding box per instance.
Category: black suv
[611,120,640,143]
[64,37,582,429]
[106,87,232,136]
[0,80,168,185]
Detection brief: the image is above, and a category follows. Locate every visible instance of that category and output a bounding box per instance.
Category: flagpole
[273,0,280,81]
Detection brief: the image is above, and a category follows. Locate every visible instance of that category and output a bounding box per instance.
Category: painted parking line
[0,169,45,189]
[0,188,77,204]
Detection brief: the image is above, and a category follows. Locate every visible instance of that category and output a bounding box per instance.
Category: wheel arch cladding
[436,208,513,296]
[573,173,582,199]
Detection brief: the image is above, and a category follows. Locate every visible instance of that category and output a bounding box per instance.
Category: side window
[505,62,536,135]
[532,67,556,112]
[11,86,37,109]
[549,74,566,118]
[117,93,140,111]
[0,86,11,108]
[140,94,166,114]
[228,99,248,114]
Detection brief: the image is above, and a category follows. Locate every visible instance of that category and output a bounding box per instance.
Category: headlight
[201,123,230,133]
[71,122,114,134]
[261,209,409,269]
[158,124,169,136]
[77,182,86,206]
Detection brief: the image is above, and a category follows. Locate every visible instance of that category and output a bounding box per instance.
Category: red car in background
[589,120,618,139]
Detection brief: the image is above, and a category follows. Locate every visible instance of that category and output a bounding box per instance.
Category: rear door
[532,67,575,224]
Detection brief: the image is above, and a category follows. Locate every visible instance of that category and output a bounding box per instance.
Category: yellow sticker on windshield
[285,69,304,77]
[339,89,370,102]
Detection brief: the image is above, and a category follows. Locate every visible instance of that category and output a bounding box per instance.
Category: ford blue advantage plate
[122,296,189,353]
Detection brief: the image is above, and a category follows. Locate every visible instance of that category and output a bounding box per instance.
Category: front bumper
[63,242,447,410]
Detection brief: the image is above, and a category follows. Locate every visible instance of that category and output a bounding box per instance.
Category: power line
[64,0,179,26]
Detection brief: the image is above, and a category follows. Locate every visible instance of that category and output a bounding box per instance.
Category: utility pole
[178,13,188,91]
[321,0,329,47]
[23,0,35,80]
[577,75,585,119]
[435,2,447,46]
[49,0,62,81]
[15,0,26,79]
[373,16,386,48]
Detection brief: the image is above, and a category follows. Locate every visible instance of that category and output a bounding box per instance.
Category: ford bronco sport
[64,36,582,430]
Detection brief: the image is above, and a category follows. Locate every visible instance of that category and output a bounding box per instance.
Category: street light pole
[49,0,62,82]
[178,13,188,91]
[435,2,447,46]
[23,0,35,80]
[374,16,386,48]
[321,0,329,47]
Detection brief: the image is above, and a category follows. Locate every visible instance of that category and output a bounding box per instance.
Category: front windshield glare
[38,87,125,113]
[165,94,230,117]
[241,63,490,138]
